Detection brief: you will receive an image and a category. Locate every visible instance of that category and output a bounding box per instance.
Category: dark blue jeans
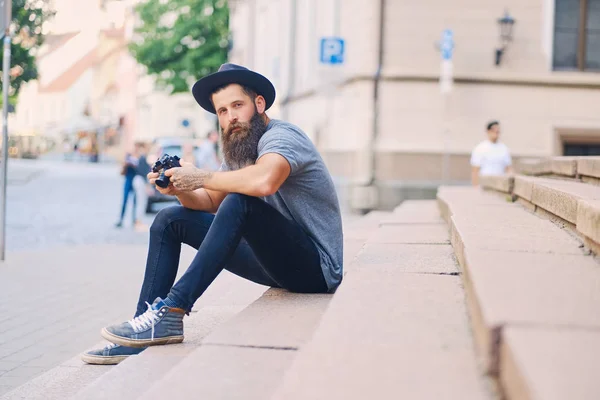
[135,193,328,317]
[119,176,136,224]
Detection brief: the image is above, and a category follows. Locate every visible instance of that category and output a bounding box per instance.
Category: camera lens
[155,171,170,188]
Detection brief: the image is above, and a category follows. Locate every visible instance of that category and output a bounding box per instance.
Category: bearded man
[82,64,343,364]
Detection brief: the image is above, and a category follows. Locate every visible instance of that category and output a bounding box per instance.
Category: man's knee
[151,205,187,232]
[220,193,259,211]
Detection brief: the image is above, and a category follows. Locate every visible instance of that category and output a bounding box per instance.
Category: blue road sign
[181,119,190,128]
[441,29,454,60]
[320,37,345,64]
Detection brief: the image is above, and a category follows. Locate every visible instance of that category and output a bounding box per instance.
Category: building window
[553,0,600,71]
[564,143,600,155]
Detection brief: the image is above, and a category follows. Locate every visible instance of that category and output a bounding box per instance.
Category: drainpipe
[352,0,385,211]
[281,0,297,120]
[370,0,385,187]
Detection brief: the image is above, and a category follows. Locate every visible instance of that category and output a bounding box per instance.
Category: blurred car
[145,137,201,213]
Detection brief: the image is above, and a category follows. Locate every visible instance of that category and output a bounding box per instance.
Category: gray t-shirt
[222,119,343,291]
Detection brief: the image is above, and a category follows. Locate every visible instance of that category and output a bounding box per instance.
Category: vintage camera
[152,154,181,188]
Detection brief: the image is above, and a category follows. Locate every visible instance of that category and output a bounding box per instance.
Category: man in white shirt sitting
[470,120,513,186]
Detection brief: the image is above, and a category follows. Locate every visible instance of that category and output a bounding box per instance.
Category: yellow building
[228,0,600,210]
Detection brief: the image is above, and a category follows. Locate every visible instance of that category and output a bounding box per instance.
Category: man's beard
[222,111,267,170]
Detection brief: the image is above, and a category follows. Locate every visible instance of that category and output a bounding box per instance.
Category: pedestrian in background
[195,130,220,171]
[470,120,513,186]
[132,142,151,231]
[115,149,139,228]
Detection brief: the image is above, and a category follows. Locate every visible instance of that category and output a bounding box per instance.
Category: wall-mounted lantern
[495,10,515,66]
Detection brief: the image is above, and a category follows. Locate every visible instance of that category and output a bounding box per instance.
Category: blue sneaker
[81,343,146,365]
[101,297,185,348]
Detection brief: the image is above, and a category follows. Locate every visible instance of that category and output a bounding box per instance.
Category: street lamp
[495,10,515,66]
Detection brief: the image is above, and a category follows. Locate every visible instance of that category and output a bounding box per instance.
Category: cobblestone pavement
[5,158,160,253]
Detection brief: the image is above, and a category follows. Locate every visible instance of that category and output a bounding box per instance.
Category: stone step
[141,290,332,400]
[577,199,600,254]
[515,156,600,184]
[480,174,600,254]
[0,212,395,399]
[437,186,515,223]
[522,176,600,250]
[71,271,267,400]
[270,200,490,400]
[342,211,391,270]
[386,200,445,224]
[134,214,383,400]
[500,327,600,400]
[513,175,600,225]
[23,213,370,400]
[578,157,600,185]
[438,185,600,398]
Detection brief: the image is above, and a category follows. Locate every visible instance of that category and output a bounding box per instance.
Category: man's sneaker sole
[81,352,128,365]
[101,327,184,348]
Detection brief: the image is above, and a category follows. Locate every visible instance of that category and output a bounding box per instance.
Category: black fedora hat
[192,63,276,114]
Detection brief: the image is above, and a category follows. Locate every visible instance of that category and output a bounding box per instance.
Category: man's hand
[147,171,181,196]
[165,161,214,192]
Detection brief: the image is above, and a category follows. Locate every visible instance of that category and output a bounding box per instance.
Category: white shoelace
[127,301,160,340]
[105,343,119,350]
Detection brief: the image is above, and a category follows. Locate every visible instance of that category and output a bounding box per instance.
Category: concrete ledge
[530,179,600,224]
[500,327,600,400]
[582,175,600,186]
[516,196,536,212]
[515,158,552,176]
[514,175,535,202]
[531,180,581,223]
[551,157,578,177]
[576,199,600,245]
[515,156,600,181]
[577,157,600,179]
[480,175,514,194]
[511,176,600,254]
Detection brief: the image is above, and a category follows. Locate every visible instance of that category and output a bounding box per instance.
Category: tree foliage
[1,0,55,101]
[130,0,229,94]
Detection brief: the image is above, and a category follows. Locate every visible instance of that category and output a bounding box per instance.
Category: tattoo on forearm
[173,170,214,191]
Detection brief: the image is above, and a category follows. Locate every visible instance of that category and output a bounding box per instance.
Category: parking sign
[320,37,345,64]
[440,29,454,60]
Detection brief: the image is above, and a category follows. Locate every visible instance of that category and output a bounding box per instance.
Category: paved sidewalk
[0,244,197,396]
